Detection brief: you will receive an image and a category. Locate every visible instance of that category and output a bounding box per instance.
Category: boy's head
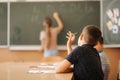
[78,25,101,46]
[94,37,104,51]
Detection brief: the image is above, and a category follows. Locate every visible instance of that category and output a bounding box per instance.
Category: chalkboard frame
[9,0,101,50]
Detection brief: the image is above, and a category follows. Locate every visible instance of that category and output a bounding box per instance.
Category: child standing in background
[55,25,104,80]
[94,37,110,80]
[40,12,63,57]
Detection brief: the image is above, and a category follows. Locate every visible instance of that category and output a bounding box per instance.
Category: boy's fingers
[69,31,74,36]
[67,34,70,38]
[69,31,72,35]
[68,31,71,33]
[67,32,70,35]
[67,31,75,38]
[66,36,69,39]
[67,32,72,37]
[72,34,75,37]
[66,36,70,39]
[70,33,74,37]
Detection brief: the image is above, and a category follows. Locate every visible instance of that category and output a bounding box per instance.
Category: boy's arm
[66,31,75,54]
[55,32,75,73]
[67,43,72,55]
[53,12,64,32]
[55,59,72,73]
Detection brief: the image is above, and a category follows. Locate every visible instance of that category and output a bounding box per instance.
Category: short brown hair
[98,36,104,44]
[82,25,101,46]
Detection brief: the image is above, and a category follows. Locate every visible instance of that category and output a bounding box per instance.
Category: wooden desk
[0,62,73,80]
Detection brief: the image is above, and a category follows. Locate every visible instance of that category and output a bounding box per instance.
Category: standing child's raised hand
[53,12,59,18]
[66,31,75,46]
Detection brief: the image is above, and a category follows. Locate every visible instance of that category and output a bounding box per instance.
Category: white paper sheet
[28,70,56,74]
[37,65,55,68]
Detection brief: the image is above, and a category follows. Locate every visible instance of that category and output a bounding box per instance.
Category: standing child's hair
[43,17,52,49]
[82,25,101,46]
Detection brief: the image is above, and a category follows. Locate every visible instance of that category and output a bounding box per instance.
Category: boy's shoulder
[76,44,96,53]
[75,46,84,50]
[73,46,85,53]
[75,44,92,49]
[72,44,95,55]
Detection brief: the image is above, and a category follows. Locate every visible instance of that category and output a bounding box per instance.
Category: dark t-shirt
[66,44,104,80]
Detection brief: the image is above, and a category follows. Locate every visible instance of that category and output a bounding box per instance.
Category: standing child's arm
[53,12,64,32]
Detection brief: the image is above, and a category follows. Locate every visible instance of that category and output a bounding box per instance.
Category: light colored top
[40,28,60,50]
[99,51,110,80]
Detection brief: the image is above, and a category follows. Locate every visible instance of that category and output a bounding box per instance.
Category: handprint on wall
[106,8,120,34]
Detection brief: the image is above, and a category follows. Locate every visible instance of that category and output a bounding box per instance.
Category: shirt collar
[98,50,103,53]
[82,44,94,47]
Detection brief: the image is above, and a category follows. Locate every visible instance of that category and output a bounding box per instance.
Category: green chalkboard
[102,0,120,47]
[10,1,100,45]
[0,3,7,45]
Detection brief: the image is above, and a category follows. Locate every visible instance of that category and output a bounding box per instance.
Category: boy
[94,37,110,80]
[55,25,104,80]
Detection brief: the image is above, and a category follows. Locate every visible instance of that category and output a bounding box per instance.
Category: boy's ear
[94,41,99,47]
[80,34,83,40]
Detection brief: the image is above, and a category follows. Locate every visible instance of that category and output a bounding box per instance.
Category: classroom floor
[0,62,72,80]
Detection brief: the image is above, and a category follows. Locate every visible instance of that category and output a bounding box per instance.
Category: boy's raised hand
[66,31,75,46]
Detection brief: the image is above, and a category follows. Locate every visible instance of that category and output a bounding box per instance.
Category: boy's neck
[79,40,87,46]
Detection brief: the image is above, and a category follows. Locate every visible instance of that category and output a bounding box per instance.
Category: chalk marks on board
[102,0,120,45]
[31,6,41,23]
[106,8,120,34]
[12,26,22,44]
